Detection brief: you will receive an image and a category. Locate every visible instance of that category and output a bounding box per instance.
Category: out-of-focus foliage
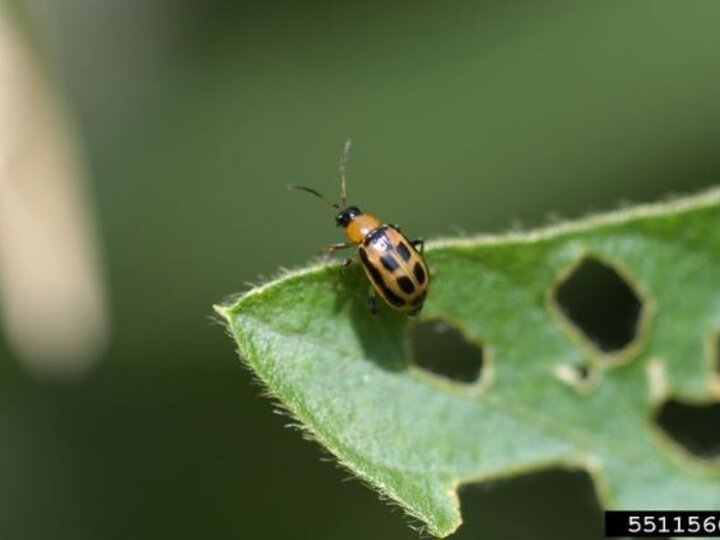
[1,1,720,539]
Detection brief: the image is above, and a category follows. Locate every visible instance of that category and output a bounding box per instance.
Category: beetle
[291,141,429,316]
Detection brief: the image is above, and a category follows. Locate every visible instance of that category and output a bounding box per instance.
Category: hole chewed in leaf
[575,364,590,380]
[554,362,597,392]
[655,400,720,459]
[453,468,615,540]
[553,256,643,355]
[405,318,483,385]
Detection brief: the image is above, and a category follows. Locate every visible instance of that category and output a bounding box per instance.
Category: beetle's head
[335,206,362,228]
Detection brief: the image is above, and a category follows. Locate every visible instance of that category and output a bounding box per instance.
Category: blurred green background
[2,1,720,538]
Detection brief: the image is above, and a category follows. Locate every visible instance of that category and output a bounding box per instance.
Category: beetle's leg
[340,257,354,274]
[411,238,425,254]
[367,287,379,315]
[325,242,352,256]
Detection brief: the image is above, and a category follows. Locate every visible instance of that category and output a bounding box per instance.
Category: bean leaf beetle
[291,141,429,316]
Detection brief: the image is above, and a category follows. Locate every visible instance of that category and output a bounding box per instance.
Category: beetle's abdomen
[358,226,429,314]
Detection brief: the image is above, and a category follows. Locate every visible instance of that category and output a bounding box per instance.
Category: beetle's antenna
[339,139,351,208]
[288,185,340,209]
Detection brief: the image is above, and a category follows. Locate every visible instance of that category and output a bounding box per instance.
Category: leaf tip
[212,303,232,322]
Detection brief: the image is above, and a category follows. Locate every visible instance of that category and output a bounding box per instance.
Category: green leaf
[216,188,720,537]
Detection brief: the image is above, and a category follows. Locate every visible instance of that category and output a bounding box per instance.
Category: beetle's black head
[335,206,362,228]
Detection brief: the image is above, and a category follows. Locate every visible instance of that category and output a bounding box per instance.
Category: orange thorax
[345,213,382,244]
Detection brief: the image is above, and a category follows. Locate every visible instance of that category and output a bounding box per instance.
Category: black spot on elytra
[380,285,405,307]
[655,400,720,459]
[397,276,415,294]
[413,262,426,284]
[363,226,388,246]
[380,254,400,272]
[360,248,405,308]
[411,290,427,306]
[553,257,642,353]
[406,319,482,383]
[396,242,412,262]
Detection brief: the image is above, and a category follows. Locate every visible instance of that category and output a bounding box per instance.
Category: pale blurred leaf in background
[0,5,108,377]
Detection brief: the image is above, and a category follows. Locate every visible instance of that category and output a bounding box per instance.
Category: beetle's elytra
[291,141,429,316]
